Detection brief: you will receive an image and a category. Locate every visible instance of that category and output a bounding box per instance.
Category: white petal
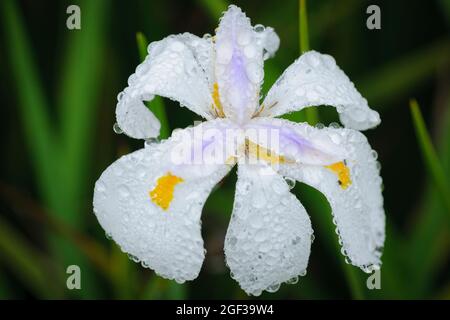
[225,163,312,296]
[180,33,215,88]
[278,126,385,271]
[117,33,214,139]
[261,51,380,130]
[246,117,346,166]
[93,120,233,282]
[116,99,161,139]
[214,5,266,123]
[255,26,280,60]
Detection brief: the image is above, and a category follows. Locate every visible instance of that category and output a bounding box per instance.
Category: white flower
[93,5,385,296]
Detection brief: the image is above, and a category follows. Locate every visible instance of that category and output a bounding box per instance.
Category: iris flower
[93,5,385,296]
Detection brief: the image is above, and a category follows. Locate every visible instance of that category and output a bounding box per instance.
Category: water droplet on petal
[286,276,299,284]
[371,150,378,160]
[315,123,325,129]
[127,254,140,263]
[113,122,123,134]
[329,122,341,129]
[266,283,280,293]
[292,236,301,245]
[253,24,265,33]
[284,177,296,190]
[376,161,382,170]
[145,138,159,147]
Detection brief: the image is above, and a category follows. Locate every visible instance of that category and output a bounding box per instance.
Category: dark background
[0,0,449,299]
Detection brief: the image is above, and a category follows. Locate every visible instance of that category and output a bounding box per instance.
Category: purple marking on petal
[252,123,312,150]
[225,45,252,123]
[245,122,342,165]
[201,137,215,152]
[216,8,256,124]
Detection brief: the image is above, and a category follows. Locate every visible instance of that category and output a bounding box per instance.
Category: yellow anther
[149,172,184,210]
[212,82,225,118]
[246,139,286,165]
[325,161,352,189]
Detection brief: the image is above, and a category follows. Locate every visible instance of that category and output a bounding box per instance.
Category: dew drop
[127,254,140,263]
[252,290,263,297]
[113,122,123,134]
[266,283,280,293]
[371,150,378,160]
[284,177,296,190]
[253,24,265,33]
[315,123,325,129]
[292,236,301,245]
[105,232,113,240]
[145,138,159,147]
[286,276,299,284]
[329,122,341,129]
[376,161,382,170]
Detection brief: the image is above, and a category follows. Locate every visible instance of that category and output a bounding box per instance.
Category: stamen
[325,161,351,189]
[212,82,225,118]
[245,139,286,165]
[149,172,184,210]
[252,104,265,118]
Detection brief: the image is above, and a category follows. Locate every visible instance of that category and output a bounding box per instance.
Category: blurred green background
[0,0,449,299]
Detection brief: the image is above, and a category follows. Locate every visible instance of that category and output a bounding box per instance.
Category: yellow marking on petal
[212,82,225,118]
[246,139,287,165]
[225,156,237,165]
[326,161,351,189]
[149,172,184,210]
